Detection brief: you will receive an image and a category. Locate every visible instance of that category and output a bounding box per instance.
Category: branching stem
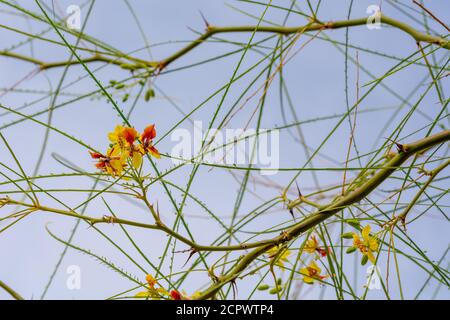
[1,15,448,71]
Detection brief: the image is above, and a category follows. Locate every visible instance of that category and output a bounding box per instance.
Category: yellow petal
[304,237,318,254]
[302,275,314,284]
[135,291,151,298]
[132,152,142,169]
[108,125,123,142]
[108,146,120,158]
[352,233,360,245]
[362,225,371,241]
[367,251,376,264]
[369,238,379,251]
[310,260,321,273]
[300,267,309,276]
[110,160,123,175]
[278,249,290,262]
[157,287,169,296]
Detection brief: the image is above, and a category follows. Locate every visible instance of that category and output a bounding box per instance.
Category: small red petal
[95,162,106,169]
[316,248,328,257]
[89,151,103,159]
[170,290,182,300]
[142,124,156,141]
[122,127,138,145]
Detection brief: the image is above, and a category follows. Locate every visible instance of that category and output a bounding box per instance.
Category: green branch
[0,280,24,300]
[1,14,448,71]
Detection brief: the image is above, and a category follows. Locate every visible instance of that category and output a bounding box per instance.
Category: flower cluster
[299,234,329,284]
[299,261,327,285]
[347,225,379,264]
[136,274,184,300]
[89,124,160,176]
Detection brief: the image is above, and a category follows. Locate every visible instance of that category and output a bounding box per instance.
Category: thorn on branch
[289,208,295,219]
[395,142,408,153]
[385,137,408,153]
[155,201,161,220]
[198,10,210,30]
[322,21,333,29]
[383,215,407,232]
[175,247,198,267]
[400,216,407,231]
[295,181,302,198]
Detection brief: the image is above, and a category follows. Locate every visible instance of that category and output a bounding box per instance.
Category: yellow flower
[107,125,142,169]
[135,274,170,300]
[304,235,329,257]
[89,146,127,176]
[304,235,319,254]
[352,225,379,264]
[267,247,291,268]
[146,274,157,288]
[299,261,327,284]
[91,124,161,176]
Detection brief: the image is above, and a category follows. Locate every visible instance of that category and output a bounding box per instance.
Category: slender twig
[397,158,450,226]
[412,0,450,32]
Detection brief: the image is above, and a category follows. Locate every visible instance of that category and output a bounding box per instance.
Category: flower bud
[361,254,368,266]
[345,219,360,229]
[346,246,357,254]
[257,284,269,291]
[341,232,354,239]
